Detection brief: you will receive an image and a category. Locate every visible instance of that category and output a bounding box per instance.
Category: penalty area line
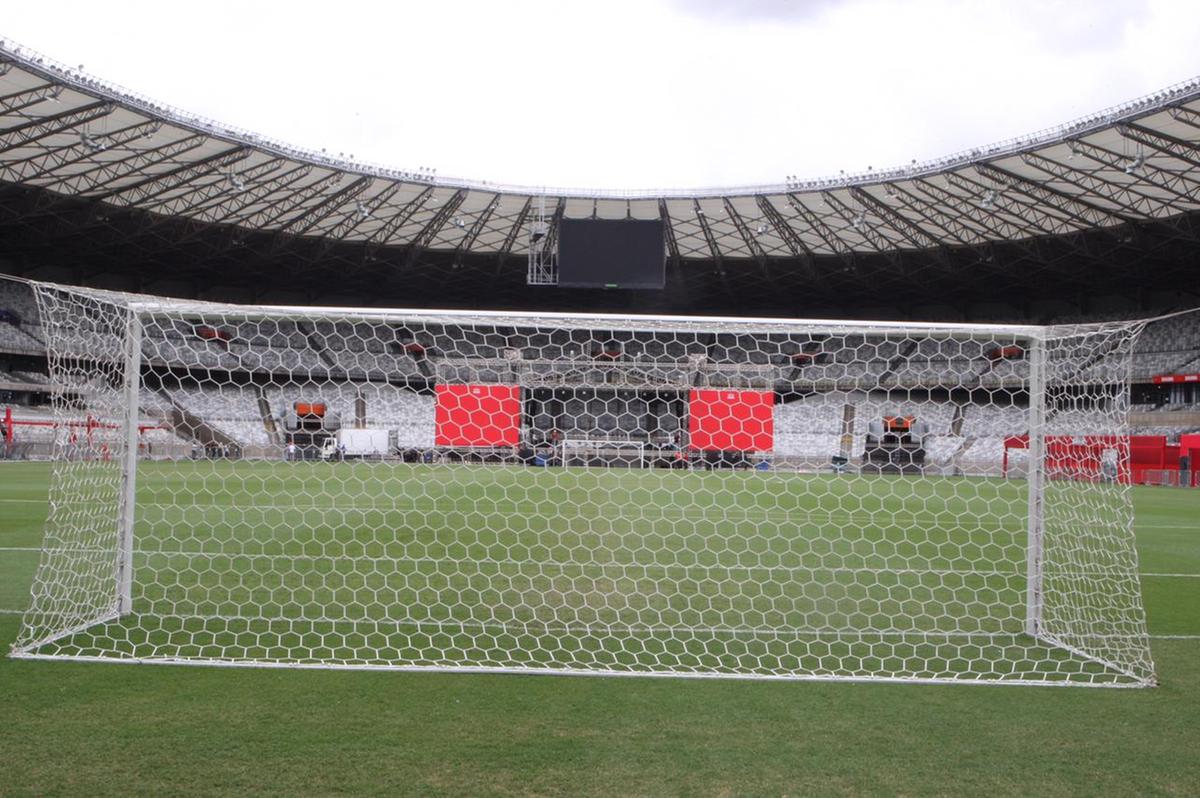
[1150,634,1200,640]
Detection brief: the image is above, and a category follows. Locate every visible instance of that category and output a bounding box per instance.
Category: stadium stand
[2,277,1198,463]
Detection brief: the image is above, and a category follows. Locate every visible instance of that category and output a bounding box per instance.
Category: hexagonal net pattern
[11,282,1155,687]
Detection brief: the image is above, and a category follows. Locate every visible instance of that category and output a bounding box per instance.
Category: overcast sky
[3,0,1198,191]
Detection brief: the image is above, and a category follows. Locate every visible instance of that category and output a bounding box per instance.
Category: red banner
[688,389,774,452]
[435,384,521,447]
[1153,373,1200,384]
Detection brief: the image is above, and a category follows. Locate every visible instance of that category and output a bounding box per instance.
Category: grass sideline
[1,461,1197,795]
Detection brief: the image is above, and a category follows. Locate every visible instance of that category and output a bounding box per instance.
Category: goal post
[11,281,1156,687]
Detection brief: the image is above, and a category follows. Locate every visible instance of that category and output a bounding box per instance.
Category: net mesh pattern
[12,283,1155,686]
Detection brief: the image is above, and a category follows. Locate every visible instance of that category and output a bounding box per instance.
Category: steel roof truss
[6,118,163,184]
[364,184,435,248]
[1018,150,1164,217]
[94,145,251,205]
[240,170,346,231]
[404,189,466,268]
[40,132,209,194]
[785,194,852,259]
[453,192,501,267]
[691,199,722,263]
[278,176,372,237]
[0,81,68,115]
[658,199,682,267]
[976,162,1134,228]
[0,101,114,158]
[496,196,533,263]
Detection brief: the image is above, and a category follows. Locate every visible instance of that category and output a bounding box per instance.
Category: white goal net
[11,281,1156,686]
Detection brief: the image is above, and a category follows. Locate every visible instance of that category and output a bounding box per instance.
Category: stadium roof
[1,38,1199,316]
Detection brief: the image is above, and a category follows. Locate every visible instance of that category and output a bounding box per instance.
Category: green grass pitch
[1,460,1198,794]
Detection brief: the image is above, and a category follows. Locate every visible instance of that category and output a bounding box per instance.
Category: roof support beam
[906,177,1010,242]
[453,192,501,267]
[93,145,252,206]
[722,198,768,264]
[240,170,346,230]
[1026,149,1185,221]
[0,101,115,158]
[821,191,916,290]
[316,181,406,255]
[947,169,1118,279]
[496,196,533,266]
[974,162,1132,228]
[1167,105,1200,132]
[5,118,163,184]
[167,163,314,249]
[945,170,1077,237]
[784,193,853,260]
[692,200,722,264]
[361,185,436,263]
[848,186,944,251]
[658,199,682,268]
[278,175,372,237]
[754,195,811,259]
[39,133,209,195]
[723,197,777,288]
[404,189,467,268]
[1118,121,1200,169]
[0,82,64,115]
[165,158,300,222]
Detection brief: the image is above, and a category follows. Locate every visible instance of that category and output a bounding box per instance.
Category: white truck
[321,428,390,460]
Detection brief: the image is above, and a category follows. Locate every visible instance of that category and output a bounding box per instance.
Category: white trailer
[322,428,390,459]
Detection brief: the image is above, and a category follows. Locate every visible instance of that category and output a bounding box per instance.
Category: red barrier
[1004,433,1199,485]
[434,384,521,447]
[687,389,774,452]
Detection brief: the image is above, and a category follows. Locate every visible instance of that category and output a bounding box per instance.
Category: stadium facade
[0,39,1198,319]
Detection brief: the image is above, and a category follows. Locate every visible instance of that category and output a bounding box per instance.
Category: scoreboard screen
[557,218,665,289]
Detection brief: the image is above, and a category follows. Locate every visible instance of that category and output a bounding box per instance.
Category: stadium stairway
[877,339,919,386]
[298,321,338,369]
[151,387,241,452]
[257,388,283,445]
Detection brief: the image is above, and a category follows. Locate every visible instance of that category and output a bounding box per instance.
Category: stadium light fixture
[851,211,867,231]
[1124,154,1145,175]
[355,200,370,220]
[980,190,998,210]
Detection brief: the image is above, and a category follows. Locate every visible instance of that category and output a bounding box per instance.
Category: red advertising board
[435,384,521,447]
[687,389,774,452]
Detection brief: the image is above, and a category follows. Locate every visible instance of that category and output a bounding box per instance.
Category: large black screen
[557,218,665,289]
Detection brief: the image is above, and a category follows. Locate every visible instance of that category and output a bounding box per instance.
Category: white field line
[1150,635,1200,640]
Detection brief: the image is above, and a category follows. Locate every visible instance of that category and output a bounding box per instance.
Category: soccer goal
[10,281,1156,686]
